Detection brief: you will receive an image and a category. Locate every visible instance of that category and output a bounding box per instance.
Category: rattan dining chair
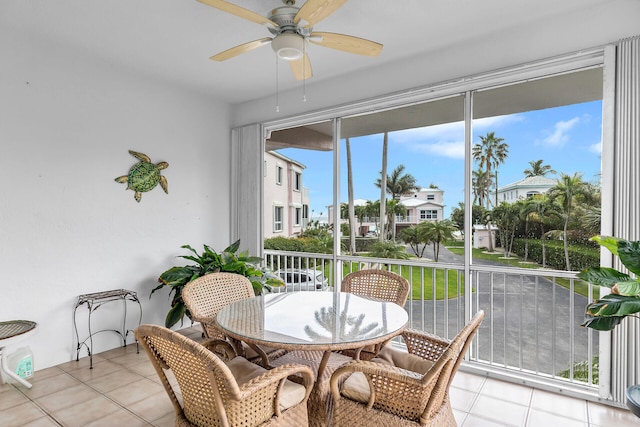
[330,311,485,427]
[340,269,410,360]
[182,272,285,366]
[135,324,314,427]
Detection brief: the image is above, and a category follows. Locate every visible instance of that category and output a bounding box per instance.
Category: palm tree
[304,295,383,341]
[419,220,457,262]
[379,133,388,242]
[523,159,556,177]
[375,163,419,241]
[524,194,562,268]
[383,199,408,241]
[375,164,420,200]
[399,225,426,257]
[472,169,494,208]
[346,138,356,253]
[354,204,367,236]
[491,202,520,257]
[364,200,381,234]
[369,241,410,260]
[472,132,509,209]
[450,202,486,235]
[549,172,589,270]
[519,199,536,262]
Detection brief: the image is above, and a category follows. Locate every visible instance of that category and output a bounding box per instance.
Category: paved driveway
[403,244,595,377]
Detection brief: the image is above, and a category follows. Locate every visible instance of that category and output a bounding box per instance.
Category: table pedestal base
[271,350,352,427]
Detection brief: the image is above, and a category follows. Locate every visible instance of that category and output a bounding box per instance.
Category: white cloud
[389,113,522,159]
[473,114,524,129]
[542,117,580,147]
[409,140,465,159]
[589,141,602,155]
[391,121,463,141]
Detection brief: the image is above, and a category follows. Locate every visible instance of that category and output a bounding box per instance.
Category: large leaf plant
[152,240,282,329]
[578,236,640,331]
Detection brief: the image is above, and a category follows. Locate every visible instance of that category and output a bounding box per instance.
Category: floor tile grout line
[10,380,65,426]
[454,374,486,424]
[70,361,154,425]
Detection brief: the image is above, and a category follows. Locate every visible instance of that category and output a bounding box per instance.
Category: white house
[397,188,445,224]
[497,176,556,204]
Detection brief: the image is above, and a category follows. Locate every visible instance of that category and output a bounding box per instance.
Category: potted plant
[578,235,640,331]
[152,240,282,328]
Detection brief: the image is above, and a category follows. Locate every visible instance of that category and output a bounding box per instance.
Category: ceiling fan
[197,0,383,80]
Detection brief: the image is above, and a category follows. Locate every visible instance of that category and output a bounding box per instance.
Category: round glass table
[627,385,640,418]
[0,320,37,388]
[216,291,409,426]
[216,291,409,353]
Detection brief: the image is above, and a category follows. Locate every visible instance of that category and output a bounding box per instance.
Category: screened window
[294,207,302,226]
[294,172,301,191]
[420,210,438,220]
[274,206,283,232]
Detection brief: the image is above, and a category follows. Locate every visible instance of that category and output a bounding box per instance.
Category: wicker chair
[330,311,485,427]
[182,272,285,366]
[135,324,314,427]
[340,269,410,360]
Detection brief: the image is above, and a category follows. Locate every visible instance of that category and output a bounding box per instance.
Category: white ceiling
[1,0,620,105]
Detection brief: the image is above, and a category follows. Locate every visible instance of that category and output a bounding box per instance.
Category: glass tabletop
[216,292,408,350]
[627,385,640,418]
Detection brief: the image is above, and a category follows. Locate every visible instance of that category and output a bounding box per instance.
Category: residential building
[397,188,445,225]
[497,176,556,204]
[263,151,309,238]
[329,189,444,236]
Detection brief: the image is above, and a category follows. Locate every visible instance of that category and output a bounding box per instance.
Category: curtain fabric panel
[231,124,264,258]
[611,35,640,403]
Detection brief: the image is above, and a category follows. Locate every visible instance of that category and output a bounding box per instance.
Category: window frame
[273,205,283,232]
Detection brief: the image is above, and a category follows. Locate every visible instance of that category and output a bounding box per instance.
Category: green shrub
[511,238,599,271]
[341,237,378,253]
[264,236,307,252]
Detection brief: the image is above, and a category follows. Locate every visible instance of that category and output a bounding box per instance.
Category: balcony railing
[263,249,600,399]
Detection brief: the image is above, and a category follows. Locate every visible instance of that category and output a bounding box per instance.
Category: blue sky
[279,100,603,219]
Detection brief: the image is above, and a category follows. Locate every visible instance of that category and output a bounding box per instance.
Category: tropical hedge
[511,238,599,271]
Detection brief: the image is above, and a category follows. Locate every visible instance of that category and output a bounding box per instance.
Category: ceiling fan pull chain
[303,42,307,102]
[275,55,280,113]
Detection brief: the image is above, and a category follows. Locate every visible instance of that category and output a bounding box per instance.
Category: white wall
[1,30,232,369]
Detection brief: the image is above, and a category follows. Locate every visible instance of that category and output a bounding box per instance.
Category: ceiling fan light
[271,33,304,61]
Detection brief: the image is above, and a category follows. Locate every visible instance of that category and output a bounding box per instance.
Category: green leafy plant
[152,240,282,329]
[578,236,640,331]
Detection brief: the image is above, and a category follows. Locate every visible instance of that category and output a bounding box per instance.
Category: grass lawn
[339,261,463,300]
[323,243,595,301]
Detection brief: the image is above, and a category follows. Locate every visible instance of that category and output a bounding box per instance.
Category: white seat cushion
[373,345,434,374]
[226,357,306,410]
[341,347,434,404]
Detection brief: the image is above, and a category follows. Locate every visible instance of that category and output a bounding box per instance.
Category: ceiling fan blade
[309,32,382,57]
[197,0,277,27]
[210,38,272,61]
[294,0,347,28]
[289,54,313,81]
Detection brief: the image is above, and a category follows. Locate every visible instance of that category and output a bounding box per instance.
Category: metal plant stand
[73,289,142,368]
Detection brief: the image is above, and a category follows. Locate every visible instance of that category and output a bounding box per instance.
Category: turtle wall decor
[115,150,169,202]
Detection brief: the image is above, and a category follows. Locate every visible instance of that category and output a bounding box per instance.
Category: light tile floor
[1,326,637,427]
